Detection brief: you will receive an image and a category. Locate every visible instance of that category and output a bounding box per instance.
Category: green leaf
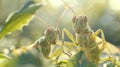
[1,50,54,67]
[86,61,97,67]
[66,51,97,67]
[107,63,115,67]
[57,60,67,67]
[0,54,10,67]
[79,55,97,67]
[66,51,84,67]
[0,54,10,59]
[0,1,42,39]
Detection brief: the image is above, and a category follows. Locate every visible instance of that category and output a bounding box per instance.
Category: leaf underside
[0,1,42,39]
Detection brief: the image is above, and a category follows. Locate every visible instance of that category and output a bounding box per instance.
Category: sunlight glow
[49,0,63,8]
[109,0,120,10]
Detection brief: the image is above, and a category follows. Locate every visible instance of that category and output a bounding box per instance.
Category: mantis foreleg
[94,29,111,54]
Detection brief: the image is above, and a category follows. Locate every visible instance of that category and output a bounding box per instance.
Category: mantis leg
[62,28,76,45]
[94,29,106,49]
[100,56,120,66]
[94,29,112,53]
[94,29,113,56]
[83,29,107,56]
[62,28,77,57]
[49,28,76,59]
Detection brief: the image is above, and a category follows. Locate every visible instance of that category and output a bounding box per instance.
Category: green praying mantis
[33,27,59,58]
[59,0,120,67]
[12,8,70,59]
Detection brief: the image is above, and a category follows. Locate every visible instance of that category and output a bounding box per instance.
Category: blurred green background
[0,0,120,52]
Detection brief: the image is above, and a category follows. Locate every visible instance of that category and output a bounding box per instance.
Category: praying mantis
[57,0,120,67]
[30,9,72,59]
[13,29,58,56]
[12,8,69,59]
[13,17,60,58]
[32,17,76,60]
[32,27,59,58]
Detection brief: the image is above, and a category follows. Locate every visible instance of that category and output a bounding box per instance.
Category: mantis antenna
[61,0,76,16]
[81,0,96,15]
[34,9,66,29]
[61,0,96,16]
[34,15,50,28]
[56,7,68,28]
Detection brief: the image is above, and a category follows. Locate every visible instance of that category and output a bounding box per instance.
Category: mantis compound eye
[56,28,60,34]
[83,16,88,23]
[72,16,76,23]
[45,28,51,35]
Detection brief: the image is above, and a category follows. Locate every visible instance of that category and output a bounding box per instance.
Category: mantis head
[45,27,59,44]
[72,16,88,34]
